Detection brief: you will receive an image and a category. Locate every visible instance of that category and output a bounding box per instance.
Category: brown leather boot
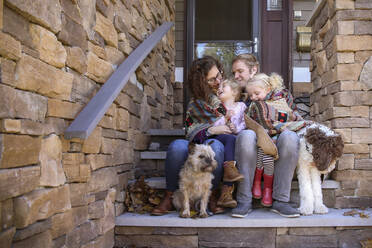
[261,174,274,207]
[217,184,237,208]
[223,161,244,182]
[209,189,225,214]
[252,168,264,199]
[151,191,174,216]
[244,115,278,160]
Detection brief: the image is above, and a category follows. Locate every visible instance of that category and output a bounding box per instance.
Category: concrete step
[140,151,166,160]
[115,208,372,248]
[291,179,340,190]
[116,208,372,228]
[146,129,185,151]
[147,129,185,136]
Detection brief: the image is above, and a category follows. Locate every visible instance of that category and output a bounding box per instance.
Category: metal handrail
[64,22,174,140]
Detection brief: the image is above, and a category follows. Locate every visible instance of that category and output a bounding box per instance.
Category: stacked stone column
[309,0,372,208]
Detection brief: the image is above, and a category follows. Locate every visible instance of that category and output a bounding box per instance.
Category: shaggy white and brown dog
[172,141,217,218]
[296,123,344,215]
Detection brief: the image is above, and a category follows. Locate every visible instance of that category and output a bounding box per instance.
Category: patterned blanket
[185,94,226,141]
[246,95,312,137]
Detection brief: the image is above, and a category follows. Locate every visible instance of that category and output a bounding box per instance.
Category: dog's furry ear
[188,142,196,154]
[305,127,330,171]
[304,127,323,145]
[207,140,214,146]
[315,150,333,171]
[306,127,344,171]
[331,135,344,157]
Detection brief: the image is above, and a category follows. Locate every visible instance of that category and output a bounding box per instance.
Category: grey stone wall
[309,0,372,208]
[115,226,372,248]
[0,0,177,247]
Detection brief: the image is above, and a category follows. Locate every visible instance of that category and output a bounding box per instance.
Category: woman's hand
[208,125,232,135]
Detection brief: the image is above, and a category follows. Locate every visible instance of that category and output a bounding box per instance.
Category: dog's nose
[205,158,212,164]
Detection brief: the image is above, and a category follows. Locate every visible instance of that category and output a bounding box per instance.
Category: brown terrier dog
[172,141,217,218]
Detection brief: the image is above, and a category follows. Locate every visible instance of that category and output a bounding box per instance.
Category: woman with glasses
[152,56,236,216]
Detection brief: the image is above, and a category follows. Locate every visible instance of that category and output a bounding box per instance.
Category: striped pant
[256,147,275,175]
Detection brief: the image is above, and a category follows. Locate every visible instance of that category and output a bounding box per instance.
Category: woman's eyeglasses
[207,71,223,84]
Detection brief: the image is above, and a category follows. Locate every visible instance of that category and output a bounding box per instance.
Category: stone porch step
[115,209,372,248]
[147,129,185,136]
[116,208,372,228]
[140,151,166,160]
[132,176,340,190]
[146,129,185,151]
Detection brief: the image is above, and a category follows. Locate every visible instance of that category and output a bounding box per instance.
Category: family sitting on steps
[151,53,341,218]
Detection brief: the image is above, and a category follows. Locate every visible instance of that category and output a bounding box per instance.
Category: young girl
[244,73,309,207]
[212,79,246,208]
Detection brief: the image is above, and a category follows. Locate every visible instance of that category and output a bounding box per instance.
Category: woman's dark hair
[188,56,223,102]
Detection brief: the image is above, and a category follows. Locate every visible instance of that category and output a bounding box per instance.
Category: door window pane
[267,0,282,11]
[195,42,254,76]
[195,0,252,41]
[195,0,254,75]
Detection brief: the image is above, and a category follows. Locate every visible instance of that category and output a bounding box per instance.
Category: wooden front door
[185,0,292,101]
[261,0,292,88]
[186,0,260,76]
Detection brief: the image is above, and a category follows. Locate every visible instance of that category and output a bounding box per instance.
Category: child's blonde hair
[222,79,242,102]
[246,73,284,92]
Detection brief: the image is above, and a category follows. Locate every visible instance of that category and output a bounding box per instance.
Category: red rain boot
[261,174,274,207]
[252,168,263,199]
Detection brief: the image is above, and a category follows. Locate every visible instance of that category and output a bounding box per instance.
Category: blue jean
[165,139,224,192]
[235,130,299,205]
[214,134,236,161]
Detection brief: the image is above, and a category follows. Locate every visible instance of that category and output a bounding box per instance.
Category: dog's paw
[199,211,208,218]
[314,203,328,214]
[180,209,191,218]
[298,204,314,216]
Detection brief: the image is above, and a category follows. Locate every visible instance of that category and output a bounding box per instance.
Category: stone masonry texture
[2,0,372,247]
[309,0,372,208]
[0,0,179,247]
[114,226,372,248]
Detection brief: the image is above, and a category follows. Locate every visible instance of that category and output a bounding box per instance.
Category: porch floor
[116,208,372,228]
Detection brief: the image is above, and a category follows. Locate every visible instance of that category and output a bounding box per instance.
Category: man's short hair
[232,53,260,72]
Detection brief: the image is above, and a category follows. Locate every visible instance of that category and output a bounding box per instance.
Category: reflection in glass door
[192,0,259,76]
[194,41,255,77]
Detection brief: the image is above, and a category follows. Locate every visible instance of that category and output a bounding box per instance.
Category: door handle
[254,37,258,53]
